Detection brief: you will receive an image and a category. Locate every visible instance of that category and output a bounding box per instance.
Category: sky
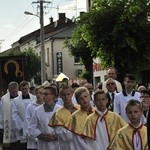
[0,0,87,52]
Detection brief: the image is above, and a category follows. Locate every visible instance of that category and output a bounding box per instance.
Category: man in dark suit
[105,78,118,111]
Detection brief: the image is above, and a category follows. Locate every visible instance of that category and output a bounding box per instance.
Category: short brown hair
[124,74,135,81]
[44,86,56,96]
[20,80,29,87]
[35,85,44,92]
[141,89,150,97]
[93,89,106,100]
[59,85,73,95]
[125,99,142,113]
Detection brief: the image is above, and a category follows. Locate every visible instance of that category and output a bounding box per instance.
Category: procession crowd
[0,67,149,150]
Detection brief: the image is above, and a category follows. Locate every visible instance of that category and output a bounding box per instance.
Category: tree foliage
[65,0,150,81]
[2,47,41,81]
[65,23,95,83]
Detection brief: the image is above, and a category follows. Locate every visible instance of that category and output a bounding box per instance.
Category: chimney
[49,17,53,24]
[58,13,66,21]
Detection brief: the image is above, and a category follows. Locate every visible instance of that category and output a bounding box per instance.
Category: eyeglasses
[106,82,115,86]
[140,95,150,98]
[35,92,43,95]
[42,93,50,96]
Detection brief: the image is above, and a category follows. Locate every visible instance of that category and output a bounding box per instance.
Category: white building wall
[33,38,84,82]
[35,40,53,80]
[52,39,84,80]
[18,35,87,83]
[20,40,37,52]
[45,40,53,80]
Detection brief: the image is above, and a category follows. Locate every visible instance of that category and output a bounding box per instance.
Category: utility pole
[32,0,51,84]
[39,0,46,84]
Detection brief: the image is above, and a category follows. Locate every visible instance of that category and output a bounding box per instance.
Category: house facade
[11,13,85,84]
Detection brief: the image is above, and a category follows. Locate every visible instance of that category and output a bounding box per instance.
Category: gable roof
[18,13,76,45]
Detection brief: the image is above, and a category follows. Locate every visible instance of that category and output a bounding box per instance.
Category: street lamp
[24,11,39,17]
[24,8,46,84]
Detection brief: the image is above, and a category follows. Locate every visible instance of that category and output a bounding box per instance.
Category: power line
[1,17,36,40]
[3,17,36,41]
[1,4,36,39]
[1,0,86,50]
[1,0,83,40]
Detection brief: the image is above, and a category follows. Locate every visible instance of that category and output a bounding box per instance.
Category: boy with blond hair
[49,85,79,150]
[67,87,95,150]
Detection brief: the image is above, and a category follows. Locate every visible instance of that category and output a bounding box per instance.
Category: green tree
[65,24,96,83]
[2,47,41,81]
[66,0,150,81]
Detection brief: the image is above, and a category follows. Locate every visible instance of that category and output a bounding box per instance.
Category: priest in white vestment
[1,82,21,149]
[12,81,36,150]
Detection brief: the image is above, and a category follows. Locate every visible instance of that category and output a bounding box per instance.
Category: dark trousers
[2,142,18,150]
[3,141,27,150]
[0,129,3,144]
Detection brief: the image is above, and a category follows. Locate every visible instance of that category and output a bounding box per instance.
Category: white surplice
[24,101,39,149]
[29,104,61,150]
[113,91,141,122]
[12,93,36,142]
[84,111,109,150]
[93,118,109,150]
[52,126,75,150]
[72,134,90,150]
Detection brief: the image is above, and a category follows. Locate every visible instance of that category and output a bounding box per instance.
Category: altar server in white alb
[67,87,96,150]
[49,85,80,150]
[12,80,36,149]
[113,74,141,122]
[24,85,44,150]
[83,90,126,150]
[29,86,61,150]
